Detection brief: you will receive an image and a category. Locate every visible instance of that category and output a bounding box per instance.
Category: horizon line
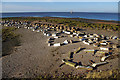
[1,11,118,13]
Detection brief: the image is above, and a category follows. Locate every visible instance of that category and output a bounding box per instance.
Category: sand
[1,27,119,78]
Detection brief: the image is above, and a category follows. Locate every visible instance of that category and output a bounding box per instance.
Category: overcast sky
[1,2,118,13]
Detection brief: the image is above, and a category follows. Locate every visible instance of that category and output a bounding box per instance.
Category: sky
[1,2,118,13]
[1,0,120,2]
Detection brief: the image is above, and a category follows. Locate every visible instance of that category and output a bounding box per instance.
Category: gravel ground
[1,27,119,78]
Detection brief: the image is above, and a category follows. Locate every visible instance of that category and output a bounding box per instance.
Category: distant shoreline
[2,17,119,24]
[1,16,119,22]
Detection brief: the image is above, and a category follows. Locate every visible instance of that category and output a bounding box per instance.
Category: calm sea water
[1,12,119,21]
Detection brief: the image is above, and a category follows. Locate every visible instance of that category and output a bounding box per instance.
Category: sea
[1,12,119,21]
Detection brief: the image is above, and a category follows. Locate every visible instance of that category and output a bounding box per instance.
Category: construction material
[91,62,108,67]
[63,40,69,45]
[101,55,110,61]
[47,33,51,36]
[48,43,53,46]
[32,29,35,31]
[54,36,59,38]
[100,47,109,51]
[36,30,40,32]
[83,41,90,45]
[70,35,73,37]
[95,51,107,57]
[62,59,77,67]
[97,51,106,53]
[65,31,71,34]
[76,65,93,70]
[53,43,61,47]
[84,49,95,52]
[52,33,57,37]
[69,40,73,43]
[74,47,81,54]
